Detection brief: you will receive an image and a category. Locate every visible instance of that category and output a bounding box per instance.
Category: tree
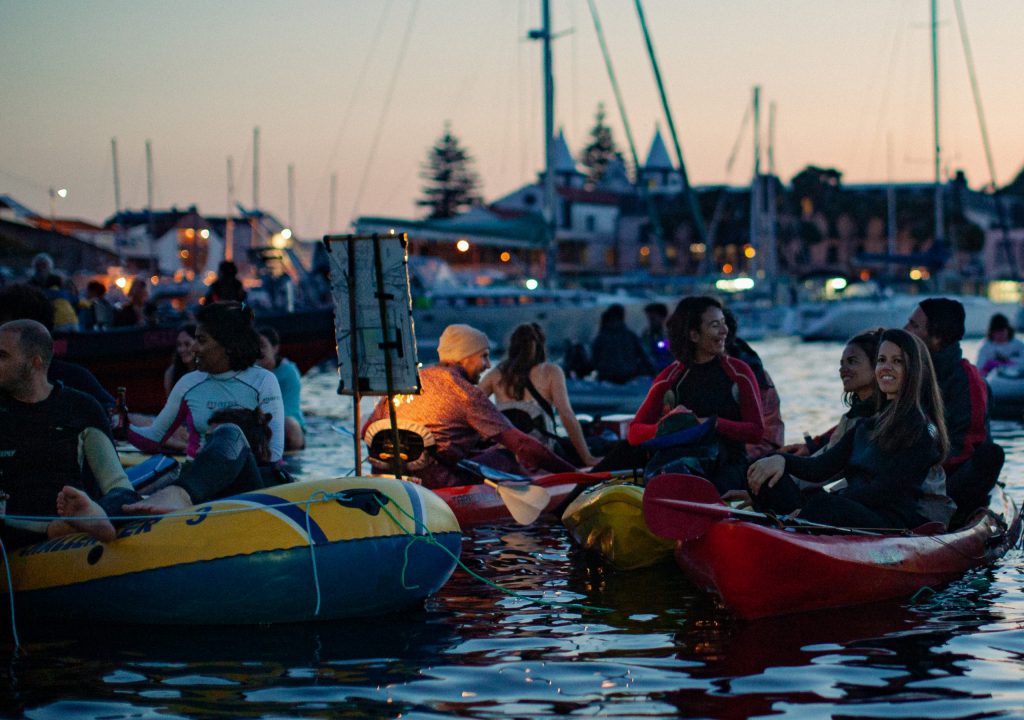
[417,122,481,219]
[579,102,625,188]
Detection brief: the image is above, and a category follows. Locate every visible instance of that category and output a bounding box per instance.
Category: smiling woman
[748,328,952,529]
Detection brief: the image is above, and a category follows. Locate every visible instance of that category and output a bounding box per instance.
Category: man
[905,298,1001,518]
[0,283,115,410]
[0,320,141,545]
[362,323,574,488]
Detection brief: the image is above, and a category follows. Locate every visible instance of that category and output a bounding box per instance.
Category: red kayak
[435,469,604,528]
[643,474,1022,619]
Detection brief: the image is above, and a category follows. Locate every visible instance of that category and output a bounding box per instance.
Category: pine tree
[417,122,482,219]
[579,102,624,188]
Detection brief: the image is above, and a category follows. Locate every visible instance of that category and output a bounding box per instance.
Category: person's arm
[477,369,498,399]
[627,364,680,445]
[494,427,575,474]
[127,378,191,453]
[259,372,287,461]
[544,364,599,466]
[782,427,855,484]
[714,361,765,444]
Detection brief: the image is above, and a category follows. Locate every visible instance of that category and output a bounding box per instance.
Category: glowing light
[281,228,293,240]
[525,278,539,290]
[456,239,470,253]
[150,275,159,285]
[180,250,189,259]
[689,243,706,254]
[859,270,871,281]
[744,246,757,259]
[185,228,195,239]
[199,228,210,239]
[639,245,650,257]
[909,268,923,280]
[115,277,127,289]
[499,251,511,262]
[722,263,734,273]
[715,277,755,292]
[56,188,68,198]
[827,277,848,291]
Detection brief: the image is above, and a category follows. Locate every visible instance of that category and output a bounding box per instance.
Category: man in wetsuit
[905,298,1001,519]
[0,320,140,545]
[362,324,574,488]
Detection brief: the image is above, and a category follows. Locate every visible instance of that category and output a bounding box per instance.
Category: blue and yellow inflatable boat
[1,477,461,624]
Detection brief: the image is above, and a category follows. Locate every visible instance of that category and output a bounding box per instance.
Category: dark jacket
[590,321,654,384]
[931,343,988,471]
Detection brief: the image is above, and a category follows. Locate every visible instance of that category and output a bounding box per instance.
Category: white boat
[797,292,1013,341]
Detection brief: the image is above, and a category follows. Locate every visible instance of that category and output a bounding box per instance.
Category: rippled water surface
[3,337,1023,719]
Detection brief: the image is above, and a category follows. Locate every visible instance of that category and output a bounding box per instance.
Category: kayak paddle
[643,473,886,541]
[483,480,552,525]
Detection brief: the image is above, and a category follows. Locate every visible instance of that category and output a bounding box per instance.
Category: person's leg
[53,486,116,542]
[798,491,892,528]
[284,417,305,450]
[123,424,262,514]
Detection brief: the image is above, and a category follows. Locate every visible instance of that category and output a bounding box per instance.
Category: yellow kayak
[561,480,675,570]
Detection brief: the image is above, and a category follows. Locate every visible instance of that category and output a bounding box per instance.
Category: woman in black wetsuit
[747,328,950,529]
[626,296,765,493]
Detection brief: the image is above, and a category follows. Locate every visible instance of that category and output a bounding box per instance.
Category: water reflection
[1,339,1021,718]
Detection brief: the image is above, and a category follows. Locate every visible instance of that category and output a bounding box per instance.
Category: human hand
[747,455,785,495]
[779,442,810,456]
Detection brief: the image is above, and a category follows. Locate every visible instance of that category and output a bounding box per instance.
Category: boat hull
[986,368,1024,420]
[674,486,1020,619]
[3,477,460,624]
[435,476,585,527]
[562,481,675,570]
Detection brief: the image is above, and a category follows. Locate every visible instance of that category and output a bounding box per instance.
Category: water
[3,337,1023,719]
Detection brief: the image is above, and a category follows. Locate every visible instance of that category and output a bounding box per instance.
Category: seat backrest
[363,418,437,472]
[496,400,552,439]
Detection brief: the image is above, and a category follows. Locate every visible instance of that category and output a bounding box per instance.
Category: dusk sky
[3,1,1022,240]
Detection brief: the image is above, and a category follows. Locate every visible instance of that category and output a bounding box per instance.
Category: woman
[747,328,949,529]
[128,302,284,460]
[479,323,599,467]
[163,323,197,396]
[627,296,764,493]
[977,313,1024,376]
[781,328,883,457]
[122,302,285,513]
[257,325,306,450]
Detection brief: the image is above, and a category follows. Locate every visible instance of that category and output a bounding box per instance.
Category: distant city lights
[525,278,539,290]
[456,239,470,252]
[827,277,848,291]
[499,251,511,262]
[715,277,755,292]
[281,228,293,240]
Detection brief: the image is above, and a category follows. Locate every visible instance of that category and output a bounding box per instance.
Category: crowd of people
[0,245,1011,548]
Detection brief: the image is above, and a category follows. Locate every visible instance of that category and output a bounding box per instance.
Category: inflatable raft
[1,477,461,625]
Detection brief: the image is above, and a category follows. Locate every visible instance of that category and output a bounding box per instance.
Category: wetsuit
[629,356,764,493]
[0,382,139,546]
[128,366,285,461]
[757,417,941,529]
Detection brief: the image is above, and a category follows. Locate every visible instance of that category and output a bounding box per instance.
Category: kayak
[643,474,1022,619]
[561,480,674,570]
[986,367,1024,420]
[434,469,600,527]
[2,477,460,625]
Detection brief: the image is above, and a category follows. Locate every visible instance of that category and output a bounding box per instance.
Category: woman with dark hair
[125,302,284,462]
[626,295,764,493]
[163,323,197,396]
[781,328,884,457]
[977,313,1024,376]
[479,323,599,467]
[257,325,306,450]
[748,328,950,529]
[204,260,247,304]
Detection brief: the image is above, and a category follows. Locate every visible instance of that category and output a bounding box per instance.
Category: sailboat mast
[111,137,124,265]
[540,0,558,287]
[931,0,944,246]
[750,86,761,278]
[226,156,235,262]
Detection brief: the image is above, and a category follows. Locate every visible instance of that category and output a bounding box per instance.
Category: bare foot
[122,485,193,515]
[54,486,116,542]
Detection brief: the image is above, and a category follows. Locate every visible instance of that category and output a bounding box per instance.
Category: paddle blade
[643,473,726,542]
[485,480,552,525]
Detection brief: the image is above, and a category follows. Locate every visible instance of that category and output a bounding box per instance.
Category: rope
[0,483,612,640]
[0,538,20,654]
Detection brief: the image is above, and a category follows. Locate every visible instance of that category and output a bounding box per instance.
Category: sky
[2,0,1023,240]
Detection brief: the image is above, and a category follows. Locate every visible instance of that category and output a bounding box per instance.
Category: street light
[48,186,68,230]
